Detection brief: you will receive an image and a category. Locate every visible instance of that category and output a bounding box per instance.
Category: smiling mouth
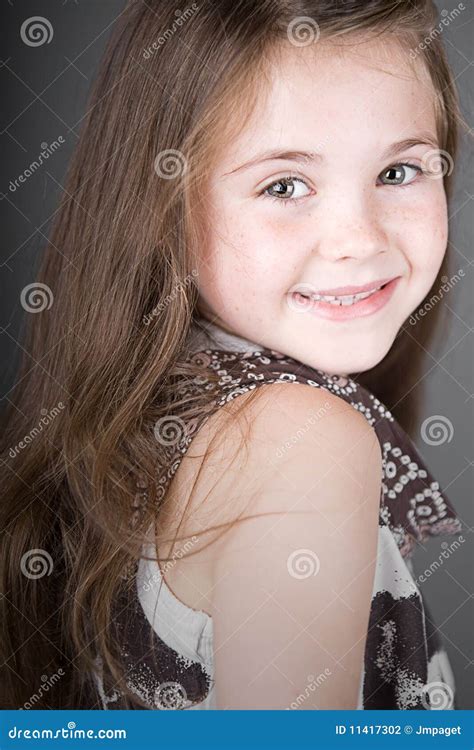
[288,277,401,320]
[295,282,389,306]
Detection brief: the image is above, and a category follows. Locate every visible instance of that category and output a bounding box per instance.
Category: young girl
[1,0,468,711]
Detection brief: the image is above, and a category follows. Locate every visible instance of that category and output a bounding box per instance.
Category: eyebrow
[223,134,440,175]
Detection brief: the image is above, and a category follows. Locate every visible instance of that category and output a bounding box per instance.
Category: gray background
[1,0,472,708]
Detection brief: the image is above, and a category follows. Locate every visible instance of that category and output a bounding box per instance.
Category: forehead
[220,35,438,165]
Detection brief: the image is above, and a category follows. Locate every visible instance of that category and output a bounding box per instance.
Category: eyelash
[260,162,425,207]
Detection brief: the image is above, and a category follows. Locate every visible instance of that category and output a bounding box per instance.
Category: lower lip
[289,277,401,321]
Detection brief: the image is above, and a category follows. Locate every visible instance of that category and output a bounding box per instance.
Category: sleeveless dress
[93,315,463,711]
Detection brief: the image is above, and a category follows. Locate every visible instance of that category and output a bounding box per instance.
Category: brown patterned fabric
[94,336,462,710]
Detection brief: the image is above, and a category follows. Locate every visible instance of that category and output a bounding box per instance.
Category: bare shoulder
[191,381,383,709]
[198,380,382,524]
[238,379,381,471]
[161,380,382,544]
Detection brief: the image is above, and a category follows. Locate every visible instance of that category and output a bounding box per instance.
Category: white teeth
[308,285,383,305]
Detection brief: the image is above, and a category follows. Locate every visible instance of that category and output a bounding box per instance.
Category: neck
[189,315,263,354]
[189,314,352,379]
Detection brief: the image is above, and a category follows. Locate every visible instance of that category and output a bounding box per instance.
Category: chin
[302,344,391,379]
[338,347,393,377]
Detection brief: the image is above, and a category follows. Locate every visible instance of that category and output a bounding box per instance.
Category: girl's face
[196,37,448,376]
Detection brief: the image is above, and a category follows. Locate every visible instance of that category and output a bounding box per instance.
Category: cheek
[396,189,448,274]
[200,212,294,303]
[411,191,448,279]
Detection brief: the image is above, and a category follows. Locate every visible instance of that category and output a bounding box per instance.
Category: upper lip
[311,277,398,296]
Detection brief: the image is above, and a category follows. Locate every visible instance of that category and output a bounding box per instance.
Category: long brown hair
[0,0,467,709]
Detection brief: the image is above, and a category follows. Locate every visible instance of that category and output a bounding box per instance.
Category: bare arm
[203,383,382,709]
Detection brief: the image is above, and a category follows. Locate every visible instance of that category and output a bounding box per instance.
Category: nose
[314,190,388,262]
